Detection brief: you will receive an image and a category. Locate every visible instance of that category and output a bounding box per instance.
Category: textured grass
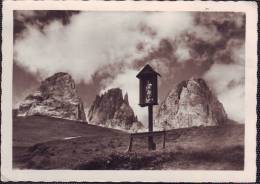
[13,116,244,170]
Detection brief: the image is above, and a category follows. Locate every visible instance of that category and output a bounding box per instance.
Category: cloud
[202,35,245,123]
[150,58,170,76]
[203,45,245,123]
[143,12,193,39]
[14,11,193,84]
[218,85,244,123]
[14,11,37,22]
[175,45,191,62]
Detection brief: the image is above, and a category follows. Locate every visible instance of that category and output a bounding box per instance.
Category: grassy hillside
[13,116,244,170]
[13,115,125,147]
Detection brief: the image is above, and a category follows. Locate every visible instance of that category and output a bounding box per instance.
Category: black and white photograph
[1,1,257,182]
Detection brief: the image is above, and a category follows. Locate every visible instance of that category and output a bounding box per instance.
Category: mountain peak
[124,92,129,105]
[18,72,86,121]
[156,78,227,129]
[88,88,143,131]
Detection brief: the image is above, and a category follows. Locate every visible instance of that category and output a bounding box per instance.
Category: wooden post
[128,135,133,152]
[163,131,166,149]
[148,105,155,150]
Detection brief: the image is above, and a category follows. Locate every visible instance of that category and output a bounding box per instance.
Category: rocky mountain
[17,72,86,121]
[88,88,143,132]
[155,78,227,129]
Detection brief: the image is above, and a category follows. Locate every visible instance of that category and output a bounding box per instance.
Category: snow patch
[63,136,82,140]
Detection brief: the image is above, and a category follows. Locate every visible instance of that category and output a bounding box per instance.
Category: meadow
[13,115,244,170]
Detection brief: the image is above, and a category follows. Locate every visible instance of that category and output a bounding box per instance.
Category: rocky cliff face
[88,88,143,131]
[156,78,227,129]
[18,72,86,121]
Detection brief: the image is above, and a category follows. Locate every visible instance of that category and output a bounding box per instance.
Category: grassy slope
[13,116,244,170]
[13,115,125,147]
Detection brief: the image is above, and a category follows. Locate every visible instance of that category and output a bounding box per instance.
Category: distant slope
[13,115,126,147]
[13,116,244,170]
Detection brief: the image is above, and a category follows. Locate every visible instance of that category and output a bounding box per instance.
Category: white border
[1,1,257,182]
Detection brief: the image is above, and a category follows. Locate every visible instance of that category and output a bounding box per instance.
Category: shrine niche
[136,64,160,107]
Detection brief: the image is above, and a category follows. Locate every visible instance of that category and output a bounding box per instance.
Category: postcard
[1,0,257,182]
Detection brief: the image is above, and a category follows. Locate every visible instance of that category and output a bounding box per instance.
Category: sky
[13,10,245,125]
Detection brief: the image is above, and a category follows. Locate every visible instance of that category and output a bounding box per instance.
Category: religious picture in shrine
[145,80,153,103]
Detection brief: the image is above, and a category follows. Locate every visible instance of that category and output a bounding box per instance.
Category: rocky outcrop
[18,72,86,121]
[156,78,227,129]
[88,88,143,131]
